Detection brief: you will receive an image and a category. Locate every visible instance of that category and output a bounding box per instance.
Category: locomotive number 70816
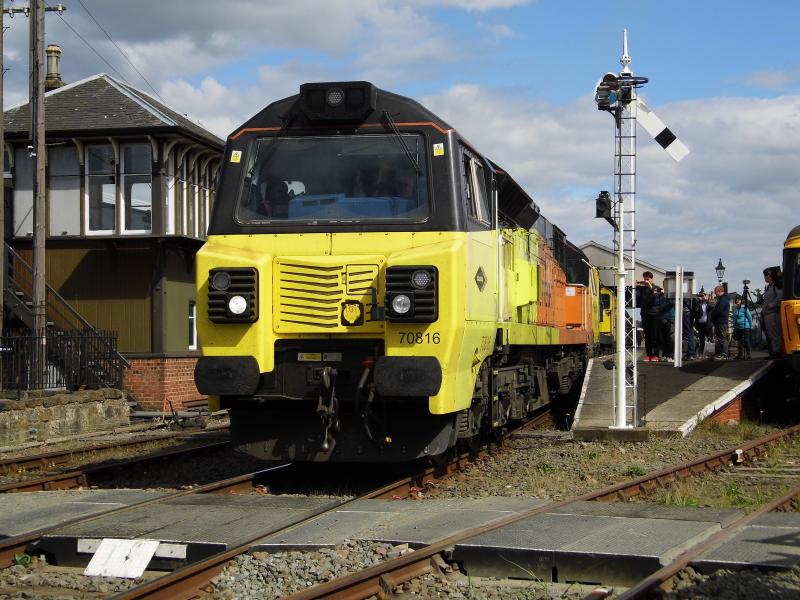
[398,332,441,345]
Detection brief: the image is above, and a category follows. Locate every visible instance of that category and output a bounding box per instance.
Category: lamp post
[715,258,726,285]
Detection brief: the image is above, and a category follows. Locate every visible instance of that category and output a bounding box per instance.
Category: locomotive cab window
[235,134,429,224]
[784,248,800,300]
[460,147,490,226]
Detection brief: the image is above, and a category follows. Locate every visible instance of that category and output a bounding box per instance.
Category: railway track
[618,484,800,599]
[93,422,800,600]
[280,422,800,600]
[0,427,227,479]
[0,462,290,570]
[0,436,231,493]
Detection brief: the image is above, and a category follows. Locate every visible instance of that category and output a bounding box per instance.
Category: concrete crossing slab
[36,494,339,567]
[452,509,723,585]
[0,490,167,537]
[253,497,547,552]
[693,512,800,573]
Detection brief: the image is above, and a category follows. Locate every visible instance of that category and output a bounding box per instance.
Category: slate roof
[4,74,224,149]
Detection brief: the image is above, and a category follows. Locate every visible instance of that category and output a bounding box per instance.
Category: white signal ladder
[614,95,639,426]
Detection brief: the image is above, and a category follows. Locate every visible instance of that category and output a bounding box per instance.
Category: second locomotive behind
[194,81,607,462]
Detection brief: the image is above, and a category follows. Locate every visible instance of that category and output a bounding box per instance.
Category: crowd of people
[636,266,784,363]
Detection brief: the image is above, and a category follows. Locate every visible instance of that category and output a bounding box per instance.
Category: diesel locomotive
[782,225,800,370]
[194,81,608,462]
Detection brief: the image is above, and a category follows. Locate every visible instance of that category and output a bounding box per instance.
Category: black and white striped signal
[594,73,690,162]
[634,97,689,162]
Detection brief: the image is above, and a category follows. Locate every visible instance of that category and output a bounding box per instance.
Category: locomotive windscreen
[236,134,429,223]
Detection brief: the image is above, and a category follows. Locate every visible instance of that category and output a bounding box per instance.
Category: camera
[743,279,750,285]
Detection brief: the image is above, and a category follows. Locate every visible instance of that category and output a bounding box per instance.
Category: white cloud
[422,84,800,289]
[480,22,517,38]
[414,0,534,10]
[742,67,800,92]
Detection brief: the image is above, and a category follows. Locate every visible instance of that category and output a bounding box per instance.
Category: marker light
[411,269,431,289]
[228,295,248,315]
[211,271,231,291]
[326,87,344,107]
[391,294,412,315]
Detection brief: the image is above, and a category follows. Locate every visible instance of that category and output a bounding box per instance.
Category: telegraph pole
[1,5,5,339]
[2,1,64,337]
[31,0,45,333]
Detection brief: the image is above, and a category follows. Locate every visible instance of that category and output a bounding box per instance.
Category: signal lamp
[595,190,612,219]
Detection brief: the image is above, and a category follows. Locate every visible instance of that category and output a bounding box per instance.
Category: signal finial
[620,28,632,74]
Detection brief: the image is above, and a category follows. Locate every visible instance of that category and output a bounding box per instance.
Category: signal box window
[236,134,429,224]
[86,145,116,233]
[121,144,152,233]
[189,300,197,350]
[461,148,490,225]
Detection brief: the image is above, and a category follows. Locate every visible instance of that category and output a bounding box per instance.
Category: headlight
[228,295,248,315]
[211,271,231,291]
[391,294,412,315]
[411,269,431,289]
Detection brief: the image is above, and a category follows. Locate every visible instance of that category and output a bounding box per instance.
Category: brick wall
[123,357,204,411]
[708,395,743,424]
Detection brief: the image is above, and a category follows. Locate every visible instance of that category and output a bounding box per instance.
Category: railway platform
[572,353,774,438]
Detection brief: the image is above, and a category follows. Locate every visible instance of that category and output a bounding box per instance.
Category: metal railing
[0,329,123,394]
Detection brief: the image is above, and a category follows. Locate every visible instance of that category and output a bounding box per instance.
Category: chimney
[44,44,65,92]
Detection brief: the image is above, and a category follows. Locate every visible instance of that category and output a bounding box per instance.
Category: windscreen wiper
[381,110,420,174]
[245,111,298,180]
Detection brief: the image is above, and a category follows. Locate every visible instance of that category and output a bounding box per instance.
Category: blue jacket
[733,305,752,330]
[710,295,730,325]
[658,296,675,322]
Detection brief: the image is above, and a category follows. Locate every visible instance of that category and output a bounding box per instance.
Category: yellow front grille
[274,257,384,333]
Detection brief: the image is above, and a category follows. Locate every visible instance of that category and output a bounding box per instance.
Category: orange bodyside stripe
[230,121,452,141]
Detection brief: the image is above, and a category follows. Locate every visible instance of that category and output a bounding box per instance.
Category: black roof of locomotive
[230,85,454,139]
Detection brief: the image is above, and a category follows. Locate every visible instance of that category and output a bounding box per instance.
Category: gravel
[660,565,800,599]
[421,422,784,501]
[0,555,145,598]
[209,539,414,599]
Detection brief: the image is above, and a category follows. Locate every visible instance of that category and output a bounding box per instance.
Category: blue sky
[3,0,799,291]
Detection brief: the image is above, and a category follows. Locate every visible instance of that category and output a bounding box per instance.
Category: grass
[694,419,774,442]
[622,465,647,478]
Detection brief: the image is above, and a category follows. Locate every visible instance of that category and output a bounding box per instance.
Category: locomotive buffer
[594,29,689,427]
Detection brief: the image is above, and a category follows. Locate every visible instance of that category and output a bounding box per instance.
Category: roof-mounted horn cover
[299,81,377,123]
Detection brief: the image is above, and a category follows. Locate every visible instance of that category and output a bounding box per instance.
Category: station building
[579,240,667,287]
[2,46,224,411]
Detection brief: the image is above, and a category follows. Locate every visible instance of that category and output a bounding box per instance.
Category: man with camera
[710,285,730,359]
[636,271,662,362]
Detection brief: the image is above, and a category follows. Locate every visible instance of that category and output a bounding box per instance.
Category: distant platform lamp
[715,258,726,285]
[593,29,690,429]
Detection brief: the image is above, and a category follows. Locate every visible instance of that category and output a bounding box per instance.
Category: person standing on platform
[732,296,752,359]
[761,266,783,357]
[694,292,711,352]
[683,297,699,360]
[658,287,675,362]
[637,272,661,362]
[710,285,730,359]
